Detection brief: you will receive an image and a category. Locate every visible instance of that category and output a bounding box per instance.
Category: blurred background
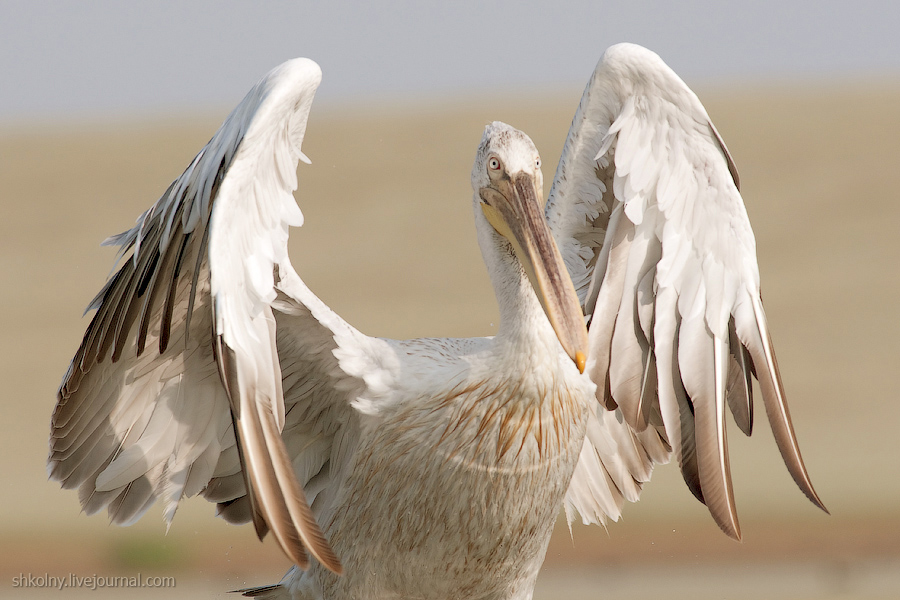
[1,1,898,598]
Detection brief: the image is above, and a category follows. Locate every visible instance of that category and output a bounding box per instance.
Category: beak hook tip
[575,351,586,374]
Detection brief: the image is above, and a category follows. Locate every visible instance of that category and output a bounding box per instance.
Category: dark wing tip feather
[726,318,753,437]
[744,298,828,514]
[234,584,282,597]
[214,335,342,575]
[760,329,829,514]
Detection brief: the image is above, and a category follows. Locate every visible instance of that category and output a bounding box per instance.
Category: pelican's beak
[480,173,589,373]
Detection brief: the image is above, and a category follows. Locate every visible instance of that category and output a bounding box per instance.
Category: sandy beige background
[1,83,898,598]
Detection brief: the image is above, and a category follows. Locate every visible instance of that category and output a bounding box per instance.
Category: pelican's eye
[535,157,541,169]
[488,157,501,171]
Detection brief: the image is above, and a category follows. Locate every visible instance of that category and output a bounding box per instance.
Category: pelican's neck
[473,203,562,365]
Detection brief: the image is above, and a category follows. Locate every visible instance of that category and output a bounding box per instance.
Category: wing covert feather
[551,43,825,536]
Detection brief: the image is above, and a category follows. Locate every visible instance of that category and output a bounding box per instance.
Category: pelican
[49,43,826,599]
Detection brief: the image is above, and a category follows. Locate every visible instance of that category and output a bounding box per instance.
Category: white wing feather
[548,43,826,537]
[48,58,371,573]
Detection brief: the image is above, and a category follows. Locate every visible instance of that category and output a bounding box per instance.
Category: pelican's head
[472,122,588,373]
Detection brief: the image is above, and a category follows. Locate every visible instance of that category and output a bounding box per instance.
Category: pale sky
[2,0,898,123]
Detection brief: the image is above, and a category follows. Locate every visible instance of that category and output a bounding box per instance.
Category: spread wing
[48,57,378,573]
[549,43,826,538]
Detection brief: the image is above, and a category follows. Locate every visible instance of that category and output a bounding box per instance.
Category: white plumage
[49,44,825,599]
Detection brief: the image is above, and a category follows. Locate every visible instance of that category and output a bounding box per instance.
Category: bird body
[49,43,825,600]
[268,124,597,599]
[290,339,591,600]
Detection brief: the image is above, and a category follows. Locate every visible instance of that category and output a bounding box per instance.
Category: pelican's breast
[318,348,592,599]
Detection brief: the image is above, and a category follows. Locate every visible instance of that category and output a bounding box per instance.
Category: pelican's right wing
[548,44,826,538]
[48,58,382,574]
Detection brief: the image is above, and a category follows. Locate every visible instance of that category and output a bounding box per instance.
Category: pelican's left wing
[548,43,826,538]
[48,58,361,573]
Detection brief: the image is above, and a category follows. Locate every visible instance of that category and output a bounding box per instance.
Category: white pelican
[49,43,826,599]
